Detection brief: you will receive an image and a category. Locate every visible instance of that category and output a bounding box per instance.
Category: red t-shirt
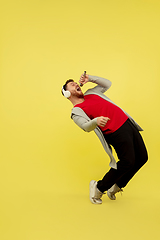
[74,94,128,134]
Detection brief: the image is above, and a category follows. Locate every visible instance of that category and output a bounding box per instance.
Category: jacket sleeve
[86,75,112,94]
[72,114,98,132]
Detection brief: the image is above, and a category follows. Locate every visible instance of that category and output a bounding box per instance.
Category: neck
[70,96,85,106]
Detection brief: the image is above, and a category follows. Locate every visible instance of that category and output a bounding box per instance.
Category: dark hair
[61,79,74,96]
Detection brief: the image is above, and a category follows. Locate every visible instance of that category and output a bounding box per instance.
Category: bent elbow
[108,81,112,89]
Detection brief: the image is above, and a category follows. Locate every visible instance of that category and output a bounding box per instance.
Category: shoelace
[118,188,123,196]
[110,188,123,197]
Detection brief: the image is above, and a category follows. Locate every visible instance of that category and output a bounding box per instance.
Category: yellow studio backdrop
[0,0,160,239]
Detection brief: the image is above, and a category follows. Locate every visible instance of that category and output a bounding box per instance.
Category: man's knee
[118,157,135,171]
[142,147,148,165]
[136,149,148,168]
[142,150,148,165]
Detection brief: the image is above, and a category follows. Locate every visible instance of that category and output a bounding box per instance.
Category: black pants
[97,118,148,193]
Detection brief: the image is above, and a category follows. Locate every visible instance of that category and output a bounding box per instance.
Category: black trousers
[97,118,148,193]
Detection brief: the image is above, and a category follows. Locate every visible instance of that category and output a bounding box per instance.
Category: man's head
[61,79,84,100]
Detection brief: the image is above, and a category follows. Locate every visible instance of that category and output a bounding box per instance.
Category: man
[61,73,148,204]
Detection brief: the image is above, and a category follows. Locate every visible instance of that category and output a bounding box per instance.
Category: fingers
[80,74,84,80]
[101,117,110,124]
[81,74,86,80]
[97,116,110,127]
[79,74,89,85]
[103,117,110,122]
[79,74,85,84]
[99,121,107,127]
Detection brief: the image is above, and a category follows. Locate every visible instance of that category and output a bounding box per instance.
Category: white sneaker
[107,184,123,200]
[89,180,103,204]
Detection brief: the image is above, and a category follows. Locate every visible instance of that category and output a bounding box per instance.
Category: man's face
[66,81,84,98]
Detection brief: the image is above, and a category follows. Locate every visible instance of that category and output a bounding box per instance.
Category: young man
[62,73,148,204]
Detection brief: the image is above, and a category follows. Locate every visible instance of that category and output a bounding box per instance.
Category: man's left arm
[79,74,112,93]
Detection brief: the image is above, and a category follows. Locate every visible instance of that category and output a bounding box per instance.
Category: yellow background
[0,0,160,239]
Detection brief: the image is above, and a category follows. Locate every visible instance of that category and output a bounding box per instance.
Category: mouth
[76,86,81,91]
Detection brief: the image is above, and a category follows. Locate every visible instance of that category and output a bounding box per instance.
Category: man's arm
[79,74,112,94]
[88,75,112,93]
[72,114,98,132]
[72,114,110,132]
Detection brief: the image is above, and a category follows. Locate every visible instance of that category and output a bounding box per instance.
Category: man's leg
[116,120,148,188]
[97,119,137,193]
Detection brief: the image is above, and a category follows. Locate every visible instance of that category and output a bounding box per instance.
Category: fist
[97,116,110,127]
[79,74,89,86]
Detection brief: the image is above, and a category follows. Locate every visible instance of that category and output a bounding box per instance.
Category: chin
[78,92,84,98]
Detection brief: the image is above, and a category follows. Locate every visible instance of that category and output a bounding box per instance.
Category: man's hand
[97,116,110,127]
[79,73,89,86]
